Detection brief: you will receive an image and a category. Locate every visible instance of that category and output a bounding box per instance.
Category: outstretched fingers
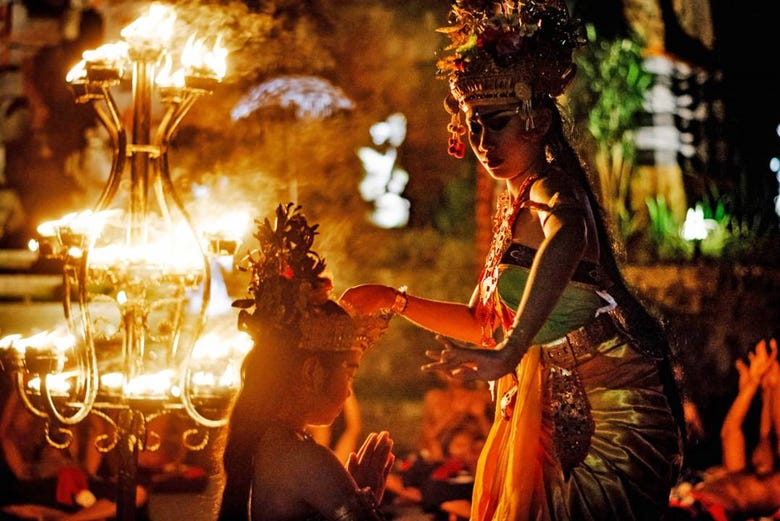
[421,336,481,380]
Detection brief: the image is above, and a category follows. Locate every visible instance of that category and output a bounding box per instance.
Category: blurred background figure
[0,388,149,521]
[4,2,107,237]
[384,419,485,520]
[669,338,780,521]
[418,375,491,463]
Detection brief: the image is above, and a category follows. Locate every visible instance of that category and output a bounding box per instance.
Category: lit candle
[120,3,176,53]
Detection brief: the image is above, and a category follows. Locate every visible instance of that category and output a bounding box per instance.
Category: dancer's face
[309,349,361,426]
[465,103,546,181]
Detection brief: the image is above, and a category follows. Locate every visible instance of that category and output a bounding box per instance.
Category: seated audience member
[418,373,491,462]
[118,413,208,495]
[0,390,149,521]
[674,338,780,521]
[385,420,485,520]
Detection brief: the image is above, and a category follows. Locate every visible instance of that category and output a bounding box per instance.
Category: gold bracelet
[390,286,408,315]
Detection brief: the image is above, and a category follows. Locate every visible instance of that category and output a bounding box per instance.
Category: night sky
[710,2,780,203]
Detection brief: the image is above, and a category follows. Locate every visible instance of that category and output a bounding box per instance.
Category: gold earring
[447,112,467,158]
[443,94,466,159]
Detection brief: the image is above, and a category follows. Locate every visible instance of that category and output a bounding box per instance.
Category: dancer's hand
[346,431,395,503]
[421,335,516,381]
[339,285,395,316]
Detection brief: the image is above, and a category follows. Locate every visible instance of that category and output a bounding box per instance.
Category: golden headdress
[437,0,586,157]
[233,203,385,353]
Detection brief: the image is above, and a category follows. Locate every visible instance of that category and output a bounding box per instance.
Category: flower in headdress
[478,22,526,65]
[233,203,329,330]
[280,263,294,280]
[231,203,364,353]
[436,0,585,81]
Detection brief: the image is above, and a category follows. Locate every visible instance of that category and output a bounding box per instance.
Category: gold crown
[340,302,393,352]
[234,203,376,353]
[298,300,358,352]
[448,60,530,111]
[447,48,577,111]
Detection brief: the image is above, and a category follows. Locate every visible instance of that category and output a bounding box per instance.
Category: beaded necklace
[476,173,539,346]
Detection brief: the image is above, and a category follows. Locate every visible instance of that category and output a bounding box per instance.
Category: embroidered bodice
[497,242,606,344]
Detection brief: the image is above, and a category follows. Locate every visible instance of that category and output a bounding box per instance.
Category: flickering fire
[190,331,252,393]
[192,331,253,360]
[0,329,75,355]
[124,370,175,398]
[27,373,74,395]
[100,369,175,399]
[181,34,228,80]
[37,211,204,276]
[156,53,186,89]
[120,3,176,49]
[65,61,87,83]
[87,240,204,276]
[199,210,250,241]
[36,210,115,245]
[83,41,130,68]
[0,329,76,395]
[67,42,131,83]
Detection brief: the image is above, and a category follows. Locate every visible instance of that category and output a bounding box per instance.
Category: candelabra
[0,4,239,520]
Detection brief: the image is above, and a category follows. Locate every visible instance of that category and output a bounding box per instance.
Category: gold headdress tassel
[514,82,534,131]
[444,94,467,158]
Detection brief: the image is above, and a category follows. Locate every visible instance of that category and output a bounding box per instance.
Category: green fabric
[497,265,603,344]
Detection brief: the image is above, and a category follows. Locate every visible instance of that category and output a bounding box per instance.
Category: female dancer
[218,204,394,521]
[341,1,684,519]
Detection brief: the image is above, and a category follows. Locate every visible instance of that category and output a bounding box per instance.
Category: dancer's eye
[468,117,483,136]
[481,110,516,131]
[469,109,516,135]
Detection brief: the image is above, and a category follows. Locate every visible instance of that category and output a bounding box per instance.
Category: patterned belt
[499,313,622,421]
[541,313,620,368]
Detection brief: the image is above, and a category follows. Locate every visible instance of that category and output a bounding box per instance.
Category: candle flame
[189,330,252,393]
[88,239,204,275]
[156,53,186,89]
[83,41,130,64]
[101,372,123,391]
[0,334,23,352]
[125,370,175,397]
[121,3,176,49]
[28,373,75,395]
[192,331,252,360]
[181,34,228,80]
[0,328,74,354]
[37,210,116,240]
[66,60,88,83]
